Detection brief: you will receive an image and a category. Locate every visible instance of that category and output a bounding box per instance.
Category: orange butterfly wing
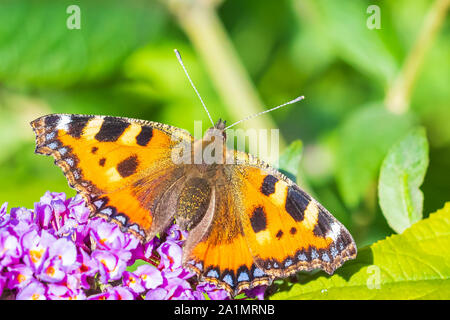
[31,114,192,240]
[184,152,356,295]
[182,183,272,295]
[236,165,356,277]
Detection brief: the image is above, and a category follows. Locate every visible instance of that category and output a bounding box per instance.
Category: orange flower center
[30,249,43,263]
[17,274,26,283]
[46,266,55,276]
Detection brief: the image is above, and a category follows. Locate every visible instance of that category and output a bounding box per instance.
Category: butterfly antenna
[224,95,305,130]
[174,49,214,127]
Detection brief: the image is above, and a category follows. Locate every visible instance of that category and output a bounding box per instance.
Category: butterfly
[30,113,357,296]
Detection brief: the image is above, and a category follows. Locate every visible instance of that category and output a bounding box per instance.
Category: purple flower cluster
[0,192,265,300]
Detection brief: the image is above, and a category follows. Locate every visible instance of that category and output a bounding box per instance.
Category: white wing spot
[330,245,338,258]
[65,157,74,167]
[207,269,219,278]
[101,208,113,216]
[56,115,71,131]
[47,142,58,150]
[114,215,127,225]
[46,132,56,140]
[326,222,342,241]
[58,147,68,155]
[94,200,104,209]
[298,253,307,261]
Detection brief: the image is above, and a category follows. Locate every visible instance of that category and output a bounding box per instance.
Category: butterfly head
[214,118,226,131]
[203,118,227,143]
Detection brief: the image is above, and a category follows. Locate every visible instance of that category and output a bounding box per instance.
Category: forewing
[31,114,192,239]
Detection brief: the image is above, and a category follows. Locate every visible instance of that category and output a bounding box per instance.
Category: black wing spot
[99,158,106,167]
[117,155,138,178]
[261,175,278,196]
[44,115,60,127]
[276,229,283,239]
[136,126,153,146]
[68,115,92,138]
[95,117,130,142]
[91,147,98,154]
[290,227,297,235]
[313,207,334,238]
[285,185,310,222]
[250,206,267,233]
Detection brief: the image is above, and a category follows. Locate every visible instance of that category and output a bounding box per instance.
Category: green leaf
[336,103,415,207]
[314,0,398,85]
[270,202,450,299]
[378,127,429,233]
[278,140,303,183]
[0,0,166,88]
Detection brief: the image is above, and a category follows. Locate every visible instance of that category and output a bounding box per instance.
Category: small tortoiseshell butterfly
[30,114,356,296]
[30,50,356,296]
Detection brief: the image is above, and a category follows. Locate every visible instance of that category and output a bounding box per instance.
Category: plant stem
[385,0,450,114]
[167,0,286,148]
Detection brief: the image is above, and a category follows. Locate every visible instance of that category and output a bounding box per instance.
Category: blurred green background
[0,0,448,248]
